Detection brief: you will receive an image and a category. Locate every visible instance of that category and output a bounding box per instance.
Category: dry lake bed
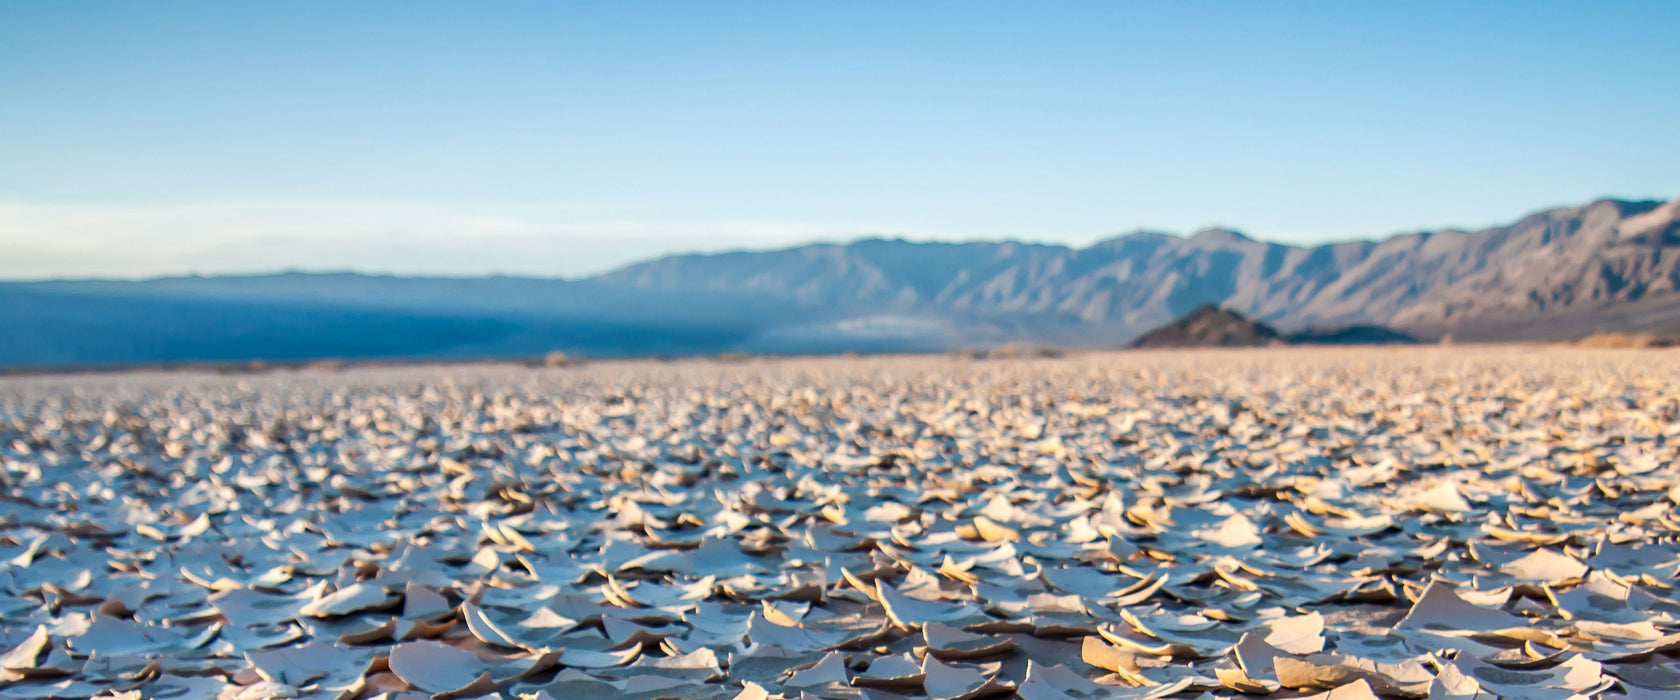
[3,347,1679,700]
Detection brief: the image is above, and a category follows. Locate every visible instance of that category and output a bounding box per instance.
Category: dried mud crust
[1,347,1679,699]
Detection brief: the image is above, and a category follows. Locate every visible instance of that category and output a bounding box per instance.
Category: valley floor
[1,347,1677,699]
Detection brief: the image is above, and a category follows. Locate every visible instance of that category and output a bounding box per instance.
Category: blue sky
[2,1,1677,278]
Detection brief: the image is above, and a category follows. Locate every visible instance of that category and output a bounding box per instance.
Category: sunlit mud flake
[0,676,113,700]
[555,646,641,669]
[1108,573,1170,608]
[602,575,715,613]
[864,501,916,524]
[298,582,395,617]
[759,600,809,627]
[1232,631,1284,679]
[1107,608,1239,659]
[386,640,494,696]
[685,537,763,577]
[1482,522,1570,546]
[244,640,375,689]
[210,585,321,628]
[1610,659,1680,692]
[1,626,51,673]
[1097,535,1140,563]
[1262,611,1325,654]
[1574,619,1670,656]
[922,622,1018,660]
[63,614,181,657]
[1452,655,1612,700]
[616,648,724,683]
[1273,655,1433,697]
[1288,512,1396,539]
[822,618,896,652]
[1499,549,1589,583]
[335,618,398,646]
[744,613,844,652]
[1024,599,1096,637]
[898,566,956,601]
[680,605,754,649]
[1407,482,1473,514]
[1038,567,1136,600]
[1193,513,1263,549]
[875,580,990,629]
[1544,571,1640,623]
[1092,623,1215,660]
[1016,536,1092,562]
[460,547,506,578]
[517,553,589,587]
[224,680,302,699]
[68,651,151,686]
[402,582,453,621]
[213,621,307,653]
[1295,679,1385,700]
[1215,666,1277,696]
[461,603,539,651]
[850,653,926,691]
[1588,540,1680,577]
[956,516,1019,543]
[505,668,611,699]
[731,681,772,700]
[601,614,690,653]
[1395,581,1524,632]
[920,655,1015,700]
[1425,659,1482,700]
[179,561,292,592]
[1121,604,1221,635]
[615,548,694,576]
[782,650,848,688]
[134,512,213,542]
[482,520,537,553]
[1078,637,1156,686]
[25,645,82,680]
[1018,661,1129,700]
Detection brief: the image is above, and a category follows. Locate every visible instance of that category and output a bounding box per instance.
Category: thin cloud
[0,200,924,280]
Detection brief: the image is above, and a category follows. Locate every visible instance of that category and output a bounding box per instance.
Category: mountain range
[3,195,1678,366]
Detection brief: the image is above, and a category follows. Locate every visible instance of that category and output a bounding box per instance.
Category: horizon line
[2,192,1670,284]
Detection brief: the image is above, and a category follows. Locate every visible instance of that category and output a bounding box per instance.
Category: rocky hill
[1129,305,1283,348]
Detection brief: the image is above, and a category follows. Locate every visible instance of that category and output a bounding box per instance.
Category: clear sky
[2,1,1677,279]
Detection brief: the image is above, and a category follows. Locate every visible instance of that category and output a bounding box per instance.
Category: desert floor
[2,347,1679,699]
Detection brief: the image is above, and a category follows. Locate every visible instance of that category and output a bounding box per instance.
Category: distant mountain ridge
[3,195,1677,365]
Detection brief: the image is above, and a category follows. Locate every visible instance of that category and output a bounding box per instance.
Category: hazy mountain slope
[599,239,1079,318]
[600,231,1378,342]
[596,196,1679,341]
[1024,231,1374,332]
[1386,199,1680,334]
[1285,199,1663,330]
